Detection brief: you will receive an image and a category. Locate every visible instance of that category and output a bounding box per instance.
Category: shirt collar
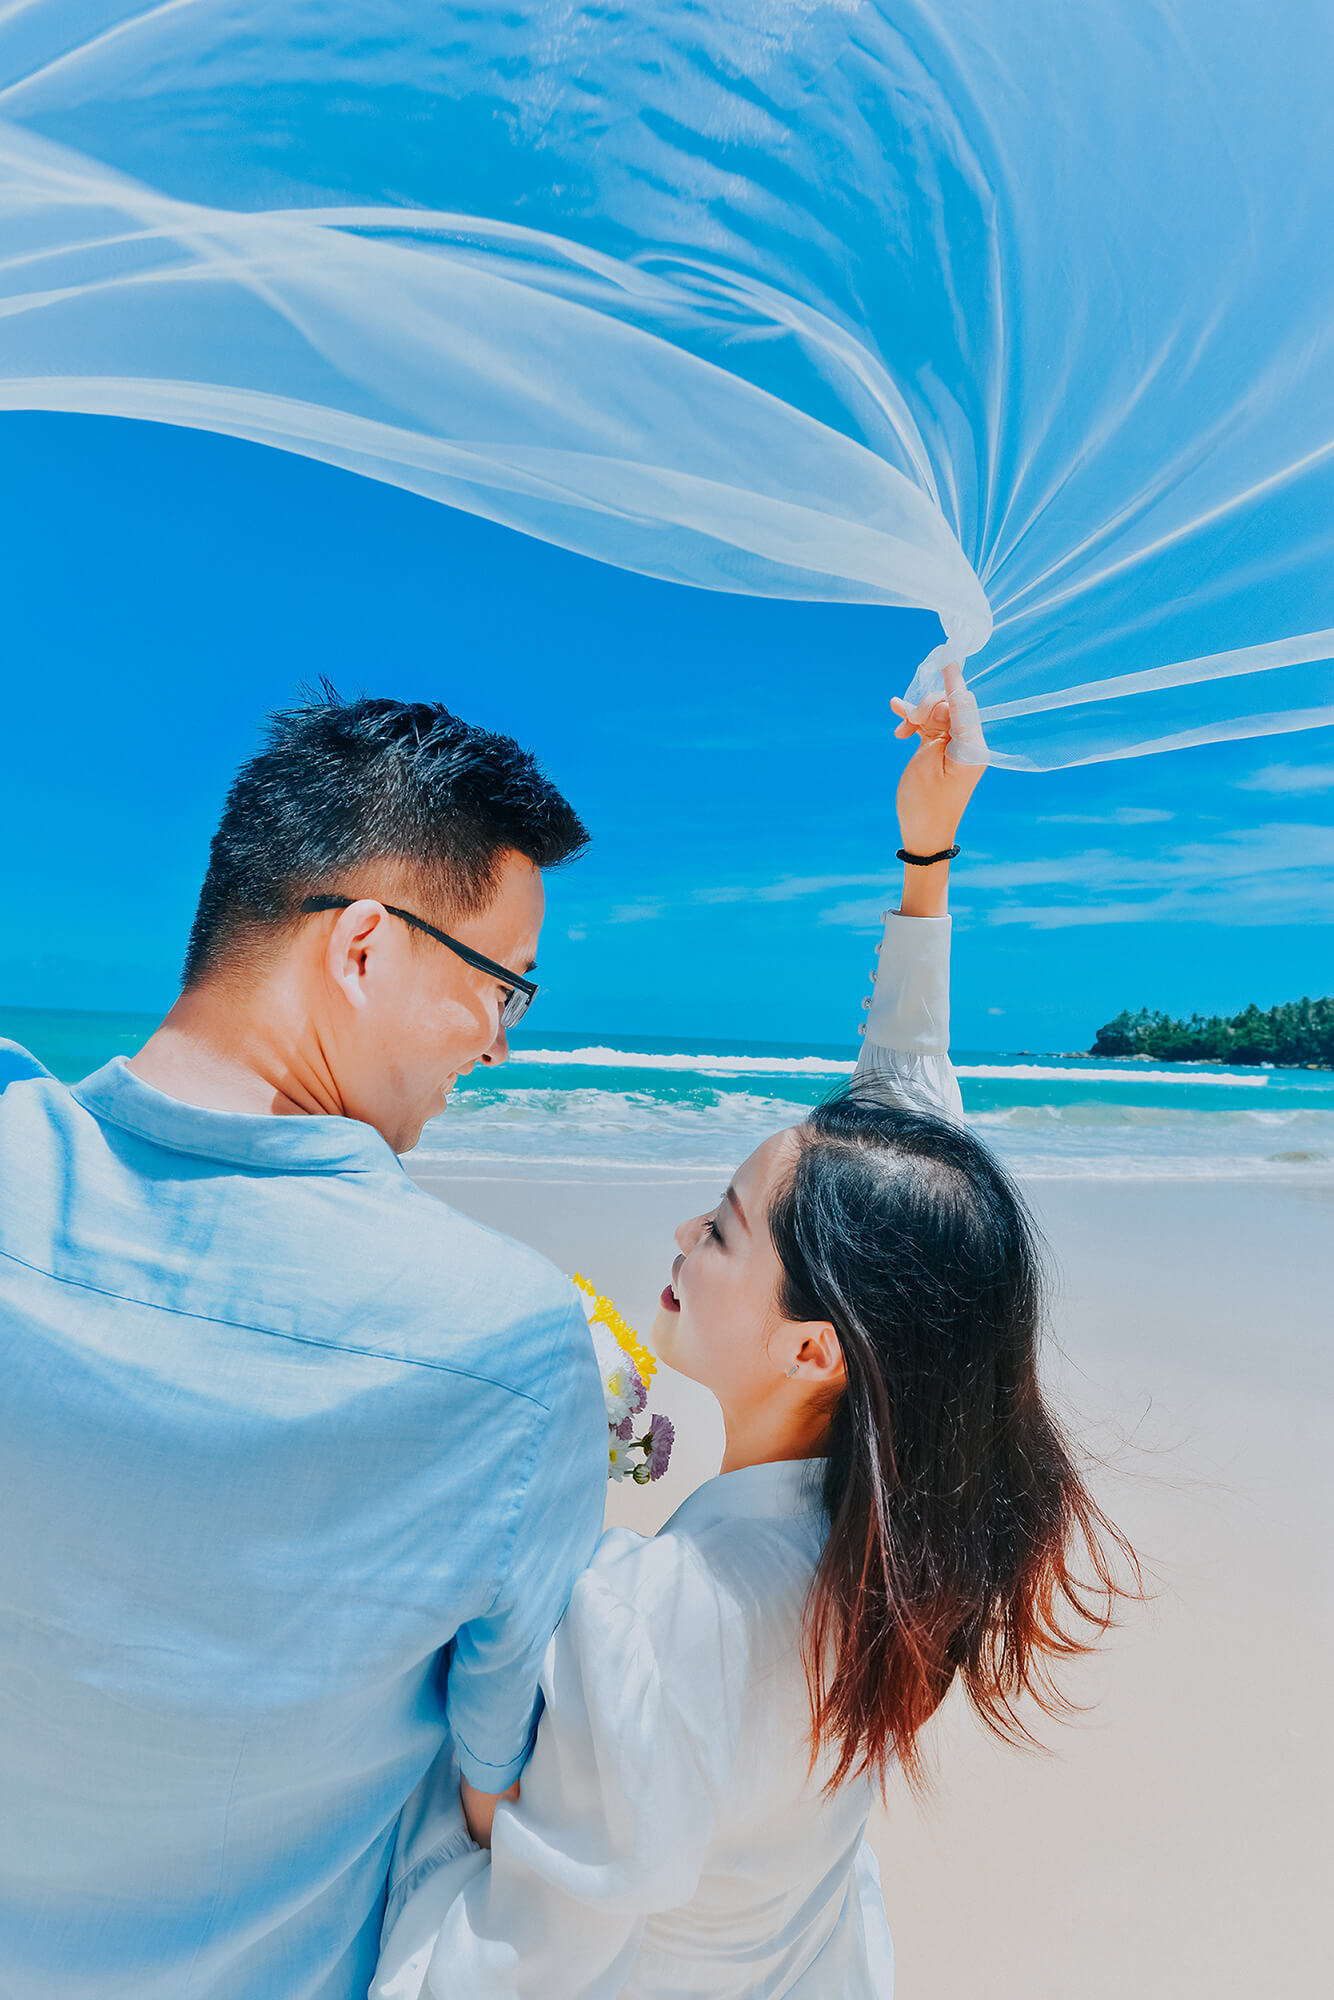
[664,1457,826,1535]
[71,1057,405,1176]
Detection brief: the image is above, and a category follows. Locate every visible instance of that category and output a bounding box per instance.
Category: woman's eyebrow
[725,1186,749,1232]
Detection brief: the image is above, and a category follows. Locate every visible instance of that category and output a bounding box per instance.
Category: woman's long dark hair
[768,1090,1137,1794]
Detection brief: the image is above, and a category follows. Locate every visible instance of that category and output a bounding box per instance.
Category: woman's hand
[889,662,987,918]
[460,1774,520,1848]
[890,660,987,855]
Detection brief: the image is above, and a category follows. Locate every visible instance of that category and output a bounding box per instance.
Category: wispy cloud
[688,873,892,910]
[986,874,1329,928]
[687,876,895,906]
[1236,762,1334,796]
[815,823,1334,930]
[639,821,1332,937]
[1037,807,1175,826]
[1013,821,1334,926]
[818,896,908,928]
[752,873,894,904]
[690,886,752,906]
[692,864,996,910]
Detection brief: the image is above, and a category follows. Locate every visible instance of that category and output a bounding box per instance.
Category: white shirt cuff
[863,911,951,1056]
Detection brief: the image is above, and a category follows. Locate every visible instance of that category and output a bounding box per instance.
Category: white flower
[590,1322,644,1430]
[573,1274,675,1492]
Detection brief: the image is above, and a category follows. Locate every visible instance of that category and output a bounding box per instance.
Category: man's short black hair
[183,692,588,985]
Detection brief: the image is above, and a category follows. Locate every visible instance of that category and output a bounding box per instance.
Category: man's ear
[326,900,390,1012]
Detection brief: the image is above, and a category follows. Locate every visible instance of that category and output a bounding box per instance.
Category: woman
[372,667,1133,1999]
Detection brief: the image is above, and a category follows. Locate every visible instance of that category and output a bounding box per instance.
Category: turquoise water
[7,1006,1332,1185]
[0,1007,159,1078]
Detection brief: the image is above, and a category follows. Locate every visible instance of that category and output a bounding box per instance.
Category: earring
[785,1364,800,1379]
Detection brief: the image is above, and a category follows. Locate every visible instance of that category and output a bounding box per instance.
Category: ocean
[4,1007,1333,1187]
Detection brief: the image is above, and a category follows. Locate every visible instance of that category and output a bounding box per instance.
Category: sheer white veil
[2,2,1331,768]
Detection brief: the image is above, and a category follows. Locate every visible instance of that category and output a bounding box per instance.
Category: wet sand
[410,1167,1334,2000]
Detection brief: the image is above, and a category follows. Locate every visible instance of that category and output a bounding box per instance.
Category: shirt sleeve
[0,1041,52,1091]
[424,1531,747,2000]
[444,1293,608,1793]
[853,910,964,1126]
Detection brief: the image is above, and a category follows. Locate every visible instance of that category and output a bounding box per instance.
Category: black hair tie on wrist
[896,844,961,866]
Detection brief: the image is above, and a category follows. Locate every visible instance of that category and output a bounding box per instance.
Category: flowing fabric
[1,3,1331,767]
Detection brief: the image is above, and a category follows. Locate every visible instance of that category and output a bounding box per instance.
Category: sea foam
[411,1081,1334,1183]
[508,1047,1271,1087]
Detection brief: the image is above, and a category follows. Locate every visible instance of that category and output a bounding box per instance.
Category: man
[0,695,608,1998]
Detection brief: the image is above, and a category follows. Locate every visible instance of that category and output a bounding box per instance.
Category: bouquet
[574,1274,675,1485]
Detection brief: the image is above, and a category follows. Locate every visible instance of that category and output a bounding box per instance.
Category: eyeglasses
[300,895,538,1031]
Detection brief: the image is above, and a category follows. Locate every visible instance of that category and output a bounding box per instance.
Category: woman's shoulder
[544,1520,756,1799]
[568,1521,733,1638]
[565,1475,823,1669]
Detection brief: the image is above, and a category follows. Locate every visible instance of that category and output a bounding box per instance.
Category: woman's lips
[659,1283,680,1313]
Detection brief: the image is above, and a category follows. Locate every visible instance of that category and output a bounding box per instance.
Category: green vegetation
[1091,996,1334,1067]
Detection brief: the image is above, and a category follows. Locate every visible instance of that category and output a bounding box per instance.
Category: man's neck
[128,984,342,1119]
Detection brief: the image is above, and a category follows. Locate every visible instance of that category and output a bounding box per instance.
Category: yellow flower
[572,1272,658,1386]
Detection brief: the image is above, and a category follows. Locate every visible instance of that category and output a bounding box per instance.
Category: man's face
[319,850,545,1153]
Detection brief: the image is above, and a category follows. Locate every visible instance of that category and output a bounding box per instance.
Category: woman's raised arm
[852,663,987,1126]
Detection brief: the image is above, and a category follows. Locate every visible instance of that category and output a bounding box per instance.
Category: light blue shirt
[0,1044,607,1999]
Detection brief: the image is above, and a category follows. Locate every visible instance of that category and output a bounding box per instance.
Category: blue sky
[4,411,1331,1050]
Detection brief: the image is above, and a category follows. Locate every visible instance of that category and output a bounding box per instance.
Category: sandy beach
[410,1165,1334,2000]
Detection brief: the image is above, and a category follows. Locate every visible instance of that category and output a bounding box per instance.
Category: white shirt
[373,912,960,2000]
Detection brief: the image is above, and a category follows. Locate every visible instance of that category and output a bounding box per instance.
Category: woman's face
[655,1128,812,1412]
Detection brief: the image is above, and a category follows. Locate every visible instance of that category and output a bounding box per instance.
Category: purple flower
[644,1412,675,1481]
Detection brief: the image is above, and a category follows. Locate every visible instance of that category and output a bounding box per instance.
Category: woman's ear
[793,1321,846,1393]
